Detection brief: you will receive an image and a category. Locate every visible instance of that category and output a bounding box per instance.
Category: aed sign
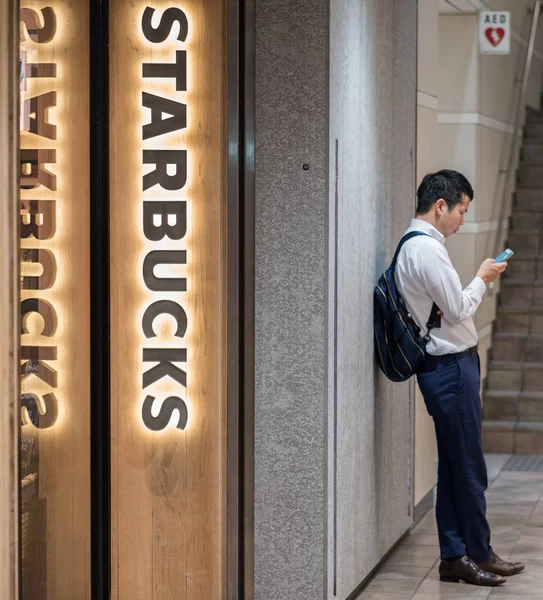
[479,11,510,55]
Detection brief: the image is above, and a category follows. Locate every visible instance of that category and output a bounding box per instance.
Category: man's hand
[476,258,507,284]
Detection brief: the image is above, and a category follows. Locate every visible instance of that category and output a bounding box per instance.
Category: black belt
[419,345,478,373]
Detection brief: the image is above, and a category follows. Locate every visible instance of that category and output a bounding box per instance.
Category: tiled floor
[355,454,543,600]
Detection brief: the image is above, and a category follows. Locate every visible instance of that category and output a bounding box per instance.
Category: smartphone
[495,248,514,263]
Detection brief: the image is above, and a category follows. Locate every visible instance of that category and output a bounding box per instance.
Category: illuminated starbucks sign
[139,6,190,431]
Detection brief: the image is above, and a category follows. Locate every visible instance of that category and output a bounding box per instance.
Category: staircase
[483,107,543,454]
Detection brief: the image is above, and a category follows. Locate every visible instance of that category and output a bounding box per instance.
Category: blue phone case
[495,248,514,263]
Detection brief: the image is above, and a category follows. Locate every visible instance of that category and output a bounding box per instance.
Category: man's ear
[435,198,447,214]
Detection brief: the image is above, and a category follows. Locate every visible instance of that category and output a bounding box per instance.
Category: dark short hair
[416,170,474,215]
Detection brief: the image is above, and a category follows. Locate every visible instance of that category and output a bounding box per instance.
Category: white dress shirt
[395,219,487,356]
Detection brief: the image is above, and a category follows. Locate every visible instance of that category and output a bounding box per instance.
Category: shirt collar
[408,218,445,246]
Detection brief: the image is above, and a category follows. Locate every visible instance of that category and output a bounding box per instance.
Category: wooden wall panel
[19,1,90,598]
[0,0,20,597]
[110,1,227,598]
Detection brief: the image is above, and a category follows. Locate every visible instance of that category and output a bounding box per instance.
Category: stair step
[491,333,525,362]
[485,387,543,404]
[500,277,543,285]
[495,310,529,333]
[510,213,543,230]
[495,308,543,336]
[502,255,543,266]
[522,144,543,164]
[526,123,543,138]
[498,280,543,307]
[514,190,543,211]
[482,391,543,422]
[502,258,537,280]
[507,231,541,255]
[489,359,522,368]
[497,305,543,314]
[482,420,516,454]
[482,107,543,450]
[491,332,543,362]
[526,106,543,122]
[518,180,543,190]
[520,164,543,178]
[487,358,543,391]
[482,420,543,453]
[484,391,520,417]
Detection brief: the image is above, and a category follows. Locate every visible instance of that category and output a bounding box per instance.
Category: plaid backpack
[374,231,440,382]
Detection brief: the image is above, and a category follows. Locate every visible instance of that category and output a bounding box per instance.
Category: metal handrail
[492,1,541,262]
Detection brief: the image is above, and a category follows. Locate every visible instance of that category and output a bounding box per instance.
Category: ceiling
[439,0,491,12]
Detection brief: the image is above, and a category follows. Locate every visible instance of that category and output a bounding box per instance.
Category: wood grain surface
[110,1,227,598]
[0,0,20,597]
[19,1,91,598]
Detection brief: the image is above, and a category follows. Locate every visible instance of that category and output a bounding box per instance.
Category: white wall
[415,0,439,511]
[437,4,543,389]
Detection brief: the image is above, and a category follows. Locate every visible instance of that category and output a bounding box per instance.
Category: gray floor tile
[486,507,535,515]
[510,542,543,558]
[490,533,523,546]
[384,553,438,569]
[514,538,543,551]
[486,596,538,600]
[411,595,489,600]
[486,454,511,482]
[513,558,543,566]
[494,472,543,483]
[500,569,543,585]
[424,565,440,581]
[390,546,440,558]
[364,578,420,595]
[410,524,438,537]
[488,543,516,558]
[488,582,543,597]
[356,593,414,600]
[374,566,432,581]
[357,462,543,600]
[518,526,543,538]
[526,514,543,527]
[415,580,492,598]
[402,533,439,548]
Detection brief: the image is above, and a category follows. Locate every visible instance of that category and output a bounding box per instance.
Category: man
[395,170,525,586]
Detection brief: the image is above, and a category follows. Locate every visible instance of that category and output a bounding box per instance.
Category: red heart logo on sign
[485,27,505,47]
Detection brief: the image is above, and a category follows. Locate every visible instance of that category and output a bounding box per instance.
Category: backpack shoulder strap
[390,231,430,269]
[391,230,442,336]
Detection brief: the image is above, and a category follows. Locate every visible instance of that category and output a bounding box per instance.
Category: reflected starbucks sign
[20,6,59,429]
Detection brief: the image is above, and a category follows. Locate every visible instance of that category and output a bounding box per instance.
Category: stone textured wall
[328,1,417,598]
[254,1,328,598]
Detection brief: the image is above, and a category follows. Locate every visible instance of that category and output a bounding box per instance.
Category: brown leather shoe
[439,556,506,586]
[477,552,525,576]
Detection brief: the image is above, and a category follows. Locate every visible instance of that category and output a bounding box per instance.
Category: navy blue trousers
[417,350,492,564]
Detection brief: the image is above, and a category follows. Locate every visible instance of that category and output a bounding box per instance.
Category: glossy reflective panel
[19,1,90,597]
